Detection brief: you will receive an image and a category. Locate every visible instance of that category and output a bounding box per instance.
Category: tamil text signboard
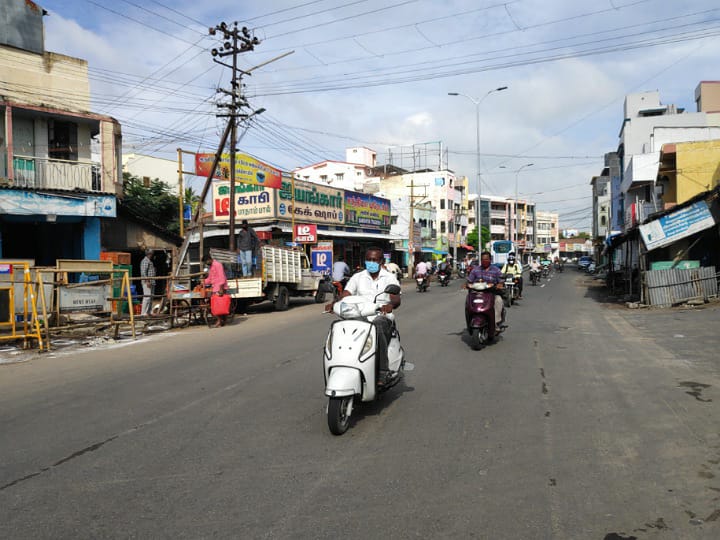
[277,179,344,225]
[344,192,391,231]
[639,200,716,251]
[196,152,282,189]
[311,247,333,274]
[212,182,274,222]
[294,224,317,243]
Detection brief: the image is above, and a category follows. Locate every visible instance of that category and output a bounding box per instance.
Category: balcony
[490,210,506,219]
[6,155,104,192]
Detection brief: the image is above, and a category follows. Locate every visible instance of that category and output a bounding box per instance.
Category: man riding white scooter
[325,247,401,387]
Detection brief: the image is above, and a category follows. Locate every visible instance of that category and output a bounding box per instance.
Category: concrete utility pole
[209,22,260,251]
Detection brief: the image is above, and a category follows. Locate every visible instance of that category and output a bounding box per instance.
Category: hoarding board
[640,200,716,251]
[212,182,274,222]
[344,192,391,230]
[195,152,282,189]
[277,179,344,225]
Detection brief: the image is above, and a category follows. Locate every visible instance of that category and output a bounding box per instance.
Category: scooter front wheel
[328,396,353,435]
[470,328,485,350]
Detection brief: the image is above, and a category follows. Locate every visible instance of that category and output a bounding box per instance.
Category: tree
[184,187,202,218]
[121,173,181,234]
[466,225,490,251]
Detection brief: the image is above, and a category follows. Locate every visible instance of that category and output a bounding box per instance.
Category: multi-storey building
[535,211,559,247]
[0,0,122,265]
[468,194,536,252]
[618,85,720,230]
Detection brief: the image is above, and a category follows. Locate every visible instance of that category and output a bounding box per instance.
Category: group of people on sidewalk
[139,220,260,327]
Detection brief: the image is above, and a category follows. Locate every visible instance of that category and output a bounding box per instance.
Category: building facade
[0,0,123,265]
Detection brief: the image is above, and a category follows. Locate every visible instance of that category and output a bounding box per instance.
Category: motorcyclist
[465,251,506,332]
[332,255,351,289]
[501,252,523,299]
[326,247,401,386]
[415,259,429,286]
[437,259,451,280]
[529,258,541,283]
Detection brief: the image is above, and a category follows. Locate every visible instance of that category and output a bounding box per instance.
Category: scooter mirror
[383,284,401,295]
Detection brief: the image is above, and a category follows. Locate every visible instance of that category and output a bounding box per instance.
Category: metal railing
[11,155,103,192]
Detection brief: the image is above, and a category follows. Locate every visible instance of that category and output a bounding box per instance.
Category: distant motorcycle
[529,269,540,286]
[416,275,429,292]
[438,271,450,287]
[503,274,520,306]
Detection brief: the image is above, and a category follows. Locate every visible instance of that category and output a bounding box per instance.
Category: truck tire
[315,290,326,303]
[274,286,289,311]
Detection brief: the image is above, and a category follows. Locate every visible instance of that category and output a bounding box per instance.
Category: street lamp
[514,163,533,251]
[448,86,508,251]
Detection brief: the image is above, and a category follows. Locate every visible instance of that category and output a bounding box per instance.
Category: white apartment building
[122,153,180,194]
[536,211,559,247]
[292,146,376,191]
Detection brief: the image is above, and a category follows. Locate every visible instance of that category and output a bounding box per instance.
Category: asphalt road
[1,269,720,539]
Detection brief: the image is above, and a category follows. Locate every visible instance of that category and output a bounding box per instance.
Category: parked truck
[209,246,329,311]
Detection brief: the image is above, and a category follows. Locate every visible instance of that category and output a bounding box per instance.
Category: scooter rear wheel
[328,396,352,435]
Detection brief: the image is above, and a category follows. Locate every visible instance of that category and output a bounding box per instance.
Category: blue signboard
[311,249,333,274]
[640,200,715,251]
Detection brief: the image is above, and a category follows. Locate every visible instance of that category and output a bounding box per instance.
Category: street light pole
[448,86,508,251]
[514,163,533,253]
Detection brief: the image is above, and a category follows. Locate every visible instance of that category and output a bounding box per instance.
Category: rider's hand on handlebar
[379,304,393,314]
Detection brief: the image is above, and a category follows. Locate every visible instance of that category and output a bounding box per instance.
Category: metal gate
[645,266,718,307]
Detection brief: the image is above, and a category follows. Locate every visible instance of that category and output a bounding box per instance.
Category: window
[440,221,446,233]
[143,176,150,188]
[600,216,607,226]
[449,222,454,233]
[48,120,78,161]
[440,199,445,210]
[320,175,328,183]
[335,173,344,182]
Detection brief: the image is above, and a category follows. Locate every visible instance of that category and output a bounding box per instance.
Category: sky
[35,0,720,231]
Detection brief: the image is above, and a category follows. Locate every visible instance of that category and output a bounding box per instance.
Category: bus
[489,240,515,268]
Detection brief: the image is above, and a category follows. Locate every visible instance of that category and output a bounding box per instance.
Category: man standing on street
[140,249,156,316]
[237,219,259,277]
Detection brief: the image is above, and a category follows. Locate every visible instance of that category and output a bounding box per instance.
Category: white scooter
[323,284,405,435]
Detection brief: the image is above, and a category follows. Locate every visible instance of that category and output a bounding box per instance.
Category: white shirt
[415,261,428,276]
[344,268,400,316]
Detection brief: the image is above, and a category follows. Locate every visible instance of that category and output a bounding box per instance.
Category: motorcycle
[438,271,450,287]
[458,268,467,279]
[465,281,505,350]
[529,269,540,286]
[541,265,550,278]
[416,275,429,292]
[502,274,520,306]
[323,284,405,435]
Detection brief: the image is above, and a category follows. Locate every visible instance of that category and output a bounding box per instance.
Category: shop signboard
[0,191,116,217]
[294,223,317,243]
[195,152,282,189]
[640,200,716,251]
[277,179,344,225]
[212,182,274,222]
[344,192,391,231]
[59,285,111,313]
[311,247,333,273]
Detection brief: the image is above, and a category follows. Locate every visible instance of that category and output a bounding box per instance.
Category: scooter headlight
[325,331,333,359]
[360,332,374,361]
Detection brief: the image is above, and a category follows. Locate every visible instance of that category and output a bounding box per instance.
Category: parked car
[577,256,593,271]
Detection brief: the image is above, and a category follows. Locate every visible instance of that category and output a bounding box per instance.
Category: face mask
[365,261,380,273]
